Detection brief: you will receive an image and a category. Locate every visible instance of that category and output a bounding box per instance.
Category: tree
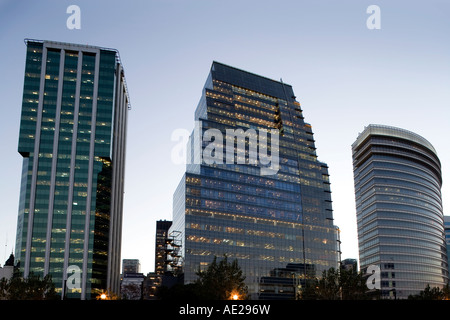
[0,278,8,300]
[121,283,142,300]
[316,268,341,300]
[444,283,450,300]
[158,255,248,300]
[0,273,57,300]
[298,278,319,300]
[339,267,369,300]
[299,267,371,300]
[408,284,450,300]
[195,255,248,300]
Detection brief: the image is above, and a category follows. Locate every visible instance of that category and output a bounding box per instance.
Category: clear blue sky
[0,0,449,273]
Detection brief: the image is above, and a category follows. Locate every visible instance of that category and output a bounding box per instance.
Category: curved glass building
[352,124,448,299]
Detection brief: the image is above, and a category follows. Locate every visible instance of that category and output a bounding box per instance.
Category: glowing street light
[230,290,240,300]
[97,291,108,300]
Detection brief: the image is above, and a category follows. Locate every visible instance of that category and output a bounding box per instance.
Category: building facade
[155,220,172,275]
[15,39,130,299]
[0,254,15,281]
[445,216,450,271]
[122,259,141,274]
[352,124,448,299]
[341,258,358,272]
[259,263,315,300]
[120,272,144,300]
[170,61,339,299]
[142,272,162,300]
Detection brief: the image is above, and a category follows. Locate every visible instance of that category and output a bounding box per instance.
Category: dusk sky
[0,0,449,274]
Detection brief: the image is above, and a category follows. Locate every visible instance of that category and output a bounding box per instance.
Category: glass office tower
[170,62,339,299]
[15,39,130,299]
[352,124,448,299]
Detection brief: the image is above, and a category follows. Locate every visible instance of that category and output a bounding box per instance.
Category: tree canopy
[158,255,248,300]
[0,273,57,300]
[195,255,248,300]
[408,284,450,300]
[299,267,373,300]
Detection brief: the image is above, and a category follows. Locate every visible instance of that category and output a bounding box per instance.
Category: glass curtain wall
[171,62,339,299]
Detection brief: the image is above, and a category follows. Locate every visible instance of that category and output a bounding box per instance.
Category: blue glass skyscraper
[169,62,339,299]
